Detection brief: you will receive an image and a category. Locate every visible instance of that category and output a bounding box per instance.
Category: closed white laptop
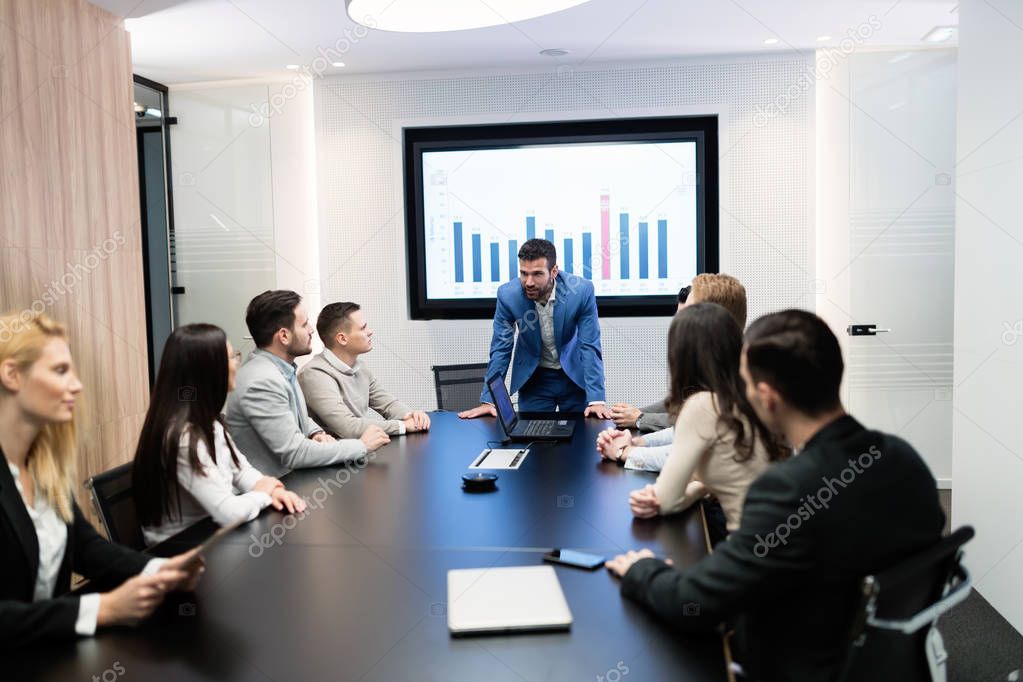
[447,565,573,635]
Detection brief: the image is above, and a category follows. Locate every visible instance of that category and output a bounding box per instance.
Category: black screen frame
[403,115,719,320]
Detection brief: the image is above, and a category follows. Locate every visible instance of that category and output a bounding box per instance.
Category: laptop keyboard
[522,420,557,436]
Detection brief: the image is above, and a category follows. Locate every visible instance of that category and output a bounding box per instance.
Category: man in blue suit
[458,239,612,419]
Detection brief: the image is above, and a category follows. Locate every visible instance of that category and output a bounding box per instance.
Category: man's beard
[286,336,312,357]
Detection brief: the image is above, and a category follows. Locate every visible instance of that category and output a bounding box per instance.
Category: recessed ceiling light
[332,62,346,67]
[921,26,957,43]
[816,35,832,42]
[286,64,301,70]
[345,0,594,32]
[540,48,569,57]
[764,37,779,45]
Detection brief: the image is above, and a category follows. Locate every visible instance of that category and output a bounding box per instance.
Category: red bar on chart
[600,192,610,279]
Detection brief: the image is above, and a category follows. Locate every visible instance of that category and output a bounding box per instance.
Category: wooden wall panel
[0,0,149,525]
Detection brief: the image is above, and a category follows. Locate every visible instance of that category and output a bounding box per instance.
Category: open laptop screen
[488,377,518,430]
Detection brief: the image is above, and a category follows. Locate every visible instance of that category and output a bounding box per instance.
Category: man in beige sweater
[298,302,431,439]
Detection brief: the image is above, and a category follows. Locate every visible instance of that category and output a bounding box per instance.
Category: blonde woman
[0,313,202,646]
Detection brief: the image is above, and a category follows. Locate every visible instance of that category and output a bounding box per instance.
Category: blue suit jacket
[480,272,606,404]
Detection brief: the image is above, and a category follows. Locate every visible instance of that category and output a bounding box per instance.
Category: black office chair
[837,525,975,682]
[432,363,489,412]
[84,462,147,550]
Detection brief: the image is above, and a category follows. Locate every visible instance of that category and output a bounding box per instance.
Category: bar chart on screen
[422,141,699,301]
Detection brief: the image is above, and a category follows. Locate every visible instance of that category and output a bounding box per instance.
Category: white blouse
[142,421,272,545]
[7,461,163,636]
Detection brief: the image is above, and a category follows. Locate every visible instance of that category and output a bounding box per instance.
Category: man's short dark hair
[317,302,361,346]
[744,310,843,416]
[245,290,302,348]
[678,285,692,304]
[518,239,556,270]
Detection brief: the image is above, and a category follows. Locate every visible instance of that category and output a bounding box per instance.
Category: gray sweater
[636,398,672,432]
[298,350,411,439]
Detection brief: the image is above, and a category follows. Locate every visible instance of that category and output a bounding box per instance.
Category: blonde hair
[690,273,747,329]
[0,312,78,522]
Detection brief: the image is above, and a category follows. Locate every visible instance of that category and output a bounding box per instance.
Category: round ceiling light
[346,0,594,33]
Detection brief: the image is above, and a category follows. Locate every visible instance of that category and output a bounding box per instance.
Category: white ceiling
[91,0,959,85]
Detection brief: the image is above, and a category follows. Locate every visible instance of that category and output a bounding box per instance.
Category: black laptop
[487,377,576,442]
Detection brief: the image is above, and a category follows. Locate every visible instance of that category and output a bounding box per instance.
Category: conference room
[1,0,1021,680]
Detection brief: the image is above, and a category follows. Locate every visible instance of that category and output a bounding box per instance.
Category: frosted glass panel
[170,85,276,355]
[845,50,956,482]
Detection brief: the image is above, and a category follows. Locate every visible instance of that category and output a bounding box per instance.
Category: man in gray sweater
[225,291,389,477]
[299,302,430,439]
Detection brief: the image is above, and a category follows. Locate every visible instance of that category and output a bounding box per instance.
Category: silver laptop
[447,565,573,636]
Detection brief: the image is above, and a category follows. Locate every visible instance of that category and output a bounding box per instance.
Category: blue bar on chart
[471,234,482,282]
[545,228,554,243]
[508,240,518,280]
[638,222,649,279]
[563,238,574,274]
[453,221,464,283]
[619,213,629,279]
[582,233,593,280]
[657,219,668,278]
[490,242,500,282]
[526,216,536,240]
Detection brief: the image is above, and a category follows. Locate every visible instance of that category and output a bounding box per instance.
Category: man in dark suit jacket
[459,239,611,419]
[606,310,945,681]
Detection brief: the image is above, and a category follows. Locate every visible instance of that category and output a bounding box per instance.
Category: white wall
[314,55,816,410]
[953,0,1023,632]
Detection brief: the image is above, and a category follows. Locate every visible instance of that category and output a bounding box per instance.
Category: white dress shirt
[7,461,164,636]
[143,421,272,545]
[534,279,561,370]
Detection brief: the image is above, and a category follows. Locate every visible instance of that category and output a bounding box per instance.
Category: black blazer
[621,416,945,682]
[0,449,149,647]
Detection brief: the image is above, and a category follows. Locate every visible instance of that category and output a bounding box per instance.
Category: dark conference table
[17,412,728,682]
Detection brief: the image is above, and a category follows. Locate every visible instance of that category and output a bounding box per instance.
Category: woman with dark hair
[133,324,305,545]
[627,303,786,533]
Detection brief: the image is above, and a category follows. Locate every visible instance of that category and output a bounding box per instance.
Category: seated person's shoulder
[743,457,805,503]
[240,365,290,399]
[679,390,717,416]
[297,353,329,378]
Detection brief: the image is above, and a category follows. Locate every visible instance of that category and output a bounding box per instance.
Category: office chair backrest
[431,363,489,412]
[85,461,147,550]
[838,525,975,682]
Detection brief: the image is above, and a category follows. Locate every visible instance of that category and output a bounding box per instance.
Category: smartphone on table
[542,548,605,570]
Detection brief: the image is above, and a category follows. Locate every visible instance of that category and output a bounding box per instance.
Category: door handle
[847,324,891,336]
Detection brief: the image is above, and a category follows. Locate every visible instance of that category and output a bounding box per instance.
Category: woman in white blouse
[133,324,305,545]
[0,313,203,646]
[620,303,787,533]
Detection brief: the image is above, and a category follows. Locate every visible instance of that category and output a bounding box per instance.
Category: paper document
[469,448,529,470]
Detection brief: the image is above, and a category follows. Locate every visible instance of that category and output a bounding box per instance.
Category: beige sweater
[654,391,770,531]
[297,350,411,438]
